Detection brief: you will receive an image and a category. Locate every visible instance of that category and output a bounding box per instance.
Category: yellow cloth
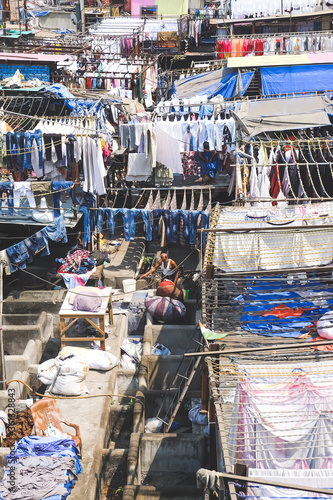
[156,0,188,15]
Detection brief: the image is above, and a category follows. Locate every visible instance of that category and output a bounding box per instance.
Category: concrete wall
[123,485,201,499]
[143,324,201,356]
[188,0,204,9]
[141,355,201,392]
[131,0,155,16]
[37,11,77,31]
[4,290,66,334]
[140,434,205,473]
[0,312,53,407]
[155,0,188,15]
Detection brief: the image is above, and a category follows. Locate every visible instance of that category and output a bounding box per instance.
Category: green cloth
[200,326,228,341]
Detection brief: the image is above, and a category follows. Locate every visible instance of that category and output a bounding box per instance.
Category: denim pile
[0,435,82,500]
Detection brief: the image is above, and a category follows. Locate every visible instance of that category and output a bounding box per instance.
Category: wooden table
[59,287,113,351]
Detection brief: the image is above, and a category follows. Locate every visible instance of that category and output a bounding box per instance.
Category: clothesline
[216,30,333,40]
[3,110,107,135]
[0,215,68,276]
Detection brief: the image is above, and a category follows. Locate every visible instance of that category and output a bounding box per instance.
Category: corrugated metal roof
[210,7,333,24]
[0,52,69,63]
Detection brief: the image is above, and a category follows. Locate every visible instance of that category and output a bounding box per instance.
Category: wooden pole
[221,472,333,496]
[0,262,6,391]
[2,0,6,36]
[184,338,333,358]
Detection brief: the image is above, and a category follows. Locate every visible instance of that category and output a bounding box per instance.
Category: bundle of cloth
[0,435,82,500]
[156,279,183,301]
[57,244,109,288]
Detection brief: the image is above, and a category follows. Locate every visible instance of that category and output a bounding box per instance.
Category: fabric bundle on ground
[2,409,34,448]
[0,435,82,500]
[57,244,98,288]
[145,296,186,322]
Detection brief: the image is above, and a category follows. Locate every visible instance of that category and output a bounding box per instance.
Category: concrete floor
[0,311,132,500]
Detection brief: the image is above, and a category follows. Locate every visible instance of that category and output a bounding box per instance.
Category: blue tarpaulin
[261,65,333,96]
[27,10,50,17]
[172,68,254,100]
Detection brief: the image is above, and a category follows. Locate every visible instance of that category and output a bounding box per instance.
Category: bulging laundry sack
[50,354,89,396]
[145,418,163,433]
[59,346,120,371]
[317,311,333,339]
[37,359,58,386]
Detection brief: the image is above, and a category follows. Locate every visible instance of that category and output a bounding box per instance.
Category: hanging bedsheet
[213,227,333,272]
[228,359,333,471]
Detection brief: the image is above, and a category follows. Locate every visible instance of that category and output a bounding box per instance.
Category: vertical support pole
[24,0,27,30]
[200,359,209,414]
[17,0,21,33]
[0,262,6,391]
[1,0,6,36]
[80,0,85,33]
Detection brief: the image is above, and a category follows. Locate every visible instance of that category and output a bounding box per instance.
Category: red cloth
[261,304,314,319]
[311,336,333,351]
[216,39,224,59]
[255,39,265,56]
[270,163,282,204]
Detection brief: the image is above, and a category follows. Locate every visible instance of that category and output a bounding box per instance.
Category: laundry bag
[156,279,182,300]
[50,355,89,396]
[59,346,119,371]
[145,296,186,323]
[317,311,333,339]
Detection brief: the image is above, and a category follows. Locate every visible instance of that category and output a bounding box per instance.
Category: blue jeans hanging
[152,209,162,241]
[6,132,25,171]
[179,210,190,245]
[189,210,201,245]
[201,211,210,244]
[52,181,73,217]
[41,215,68,243]
[23,130,43,172]
[6,241,30,273]
[129,209,152,241]
[0,182,14,215]
[170,210,181,243]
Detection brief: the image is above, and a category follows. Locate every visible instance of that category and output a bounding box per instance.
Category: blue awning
[261,65,333,96]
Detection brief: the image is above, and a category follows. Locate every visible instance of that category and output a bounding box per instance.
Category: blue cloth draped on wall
[261,65,333,96]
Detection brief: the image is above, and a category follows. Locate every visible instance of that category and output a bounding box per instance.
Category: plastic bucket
[123,279,136,293]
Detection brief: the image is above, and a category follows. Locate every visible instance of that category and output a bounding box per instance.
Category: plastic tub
[123,279,136,293]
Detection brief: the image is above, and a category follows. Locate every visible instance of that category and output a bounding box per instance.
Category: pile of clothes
[57,244,110,288]
[0,435,82,500]
[57,246,95,274]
